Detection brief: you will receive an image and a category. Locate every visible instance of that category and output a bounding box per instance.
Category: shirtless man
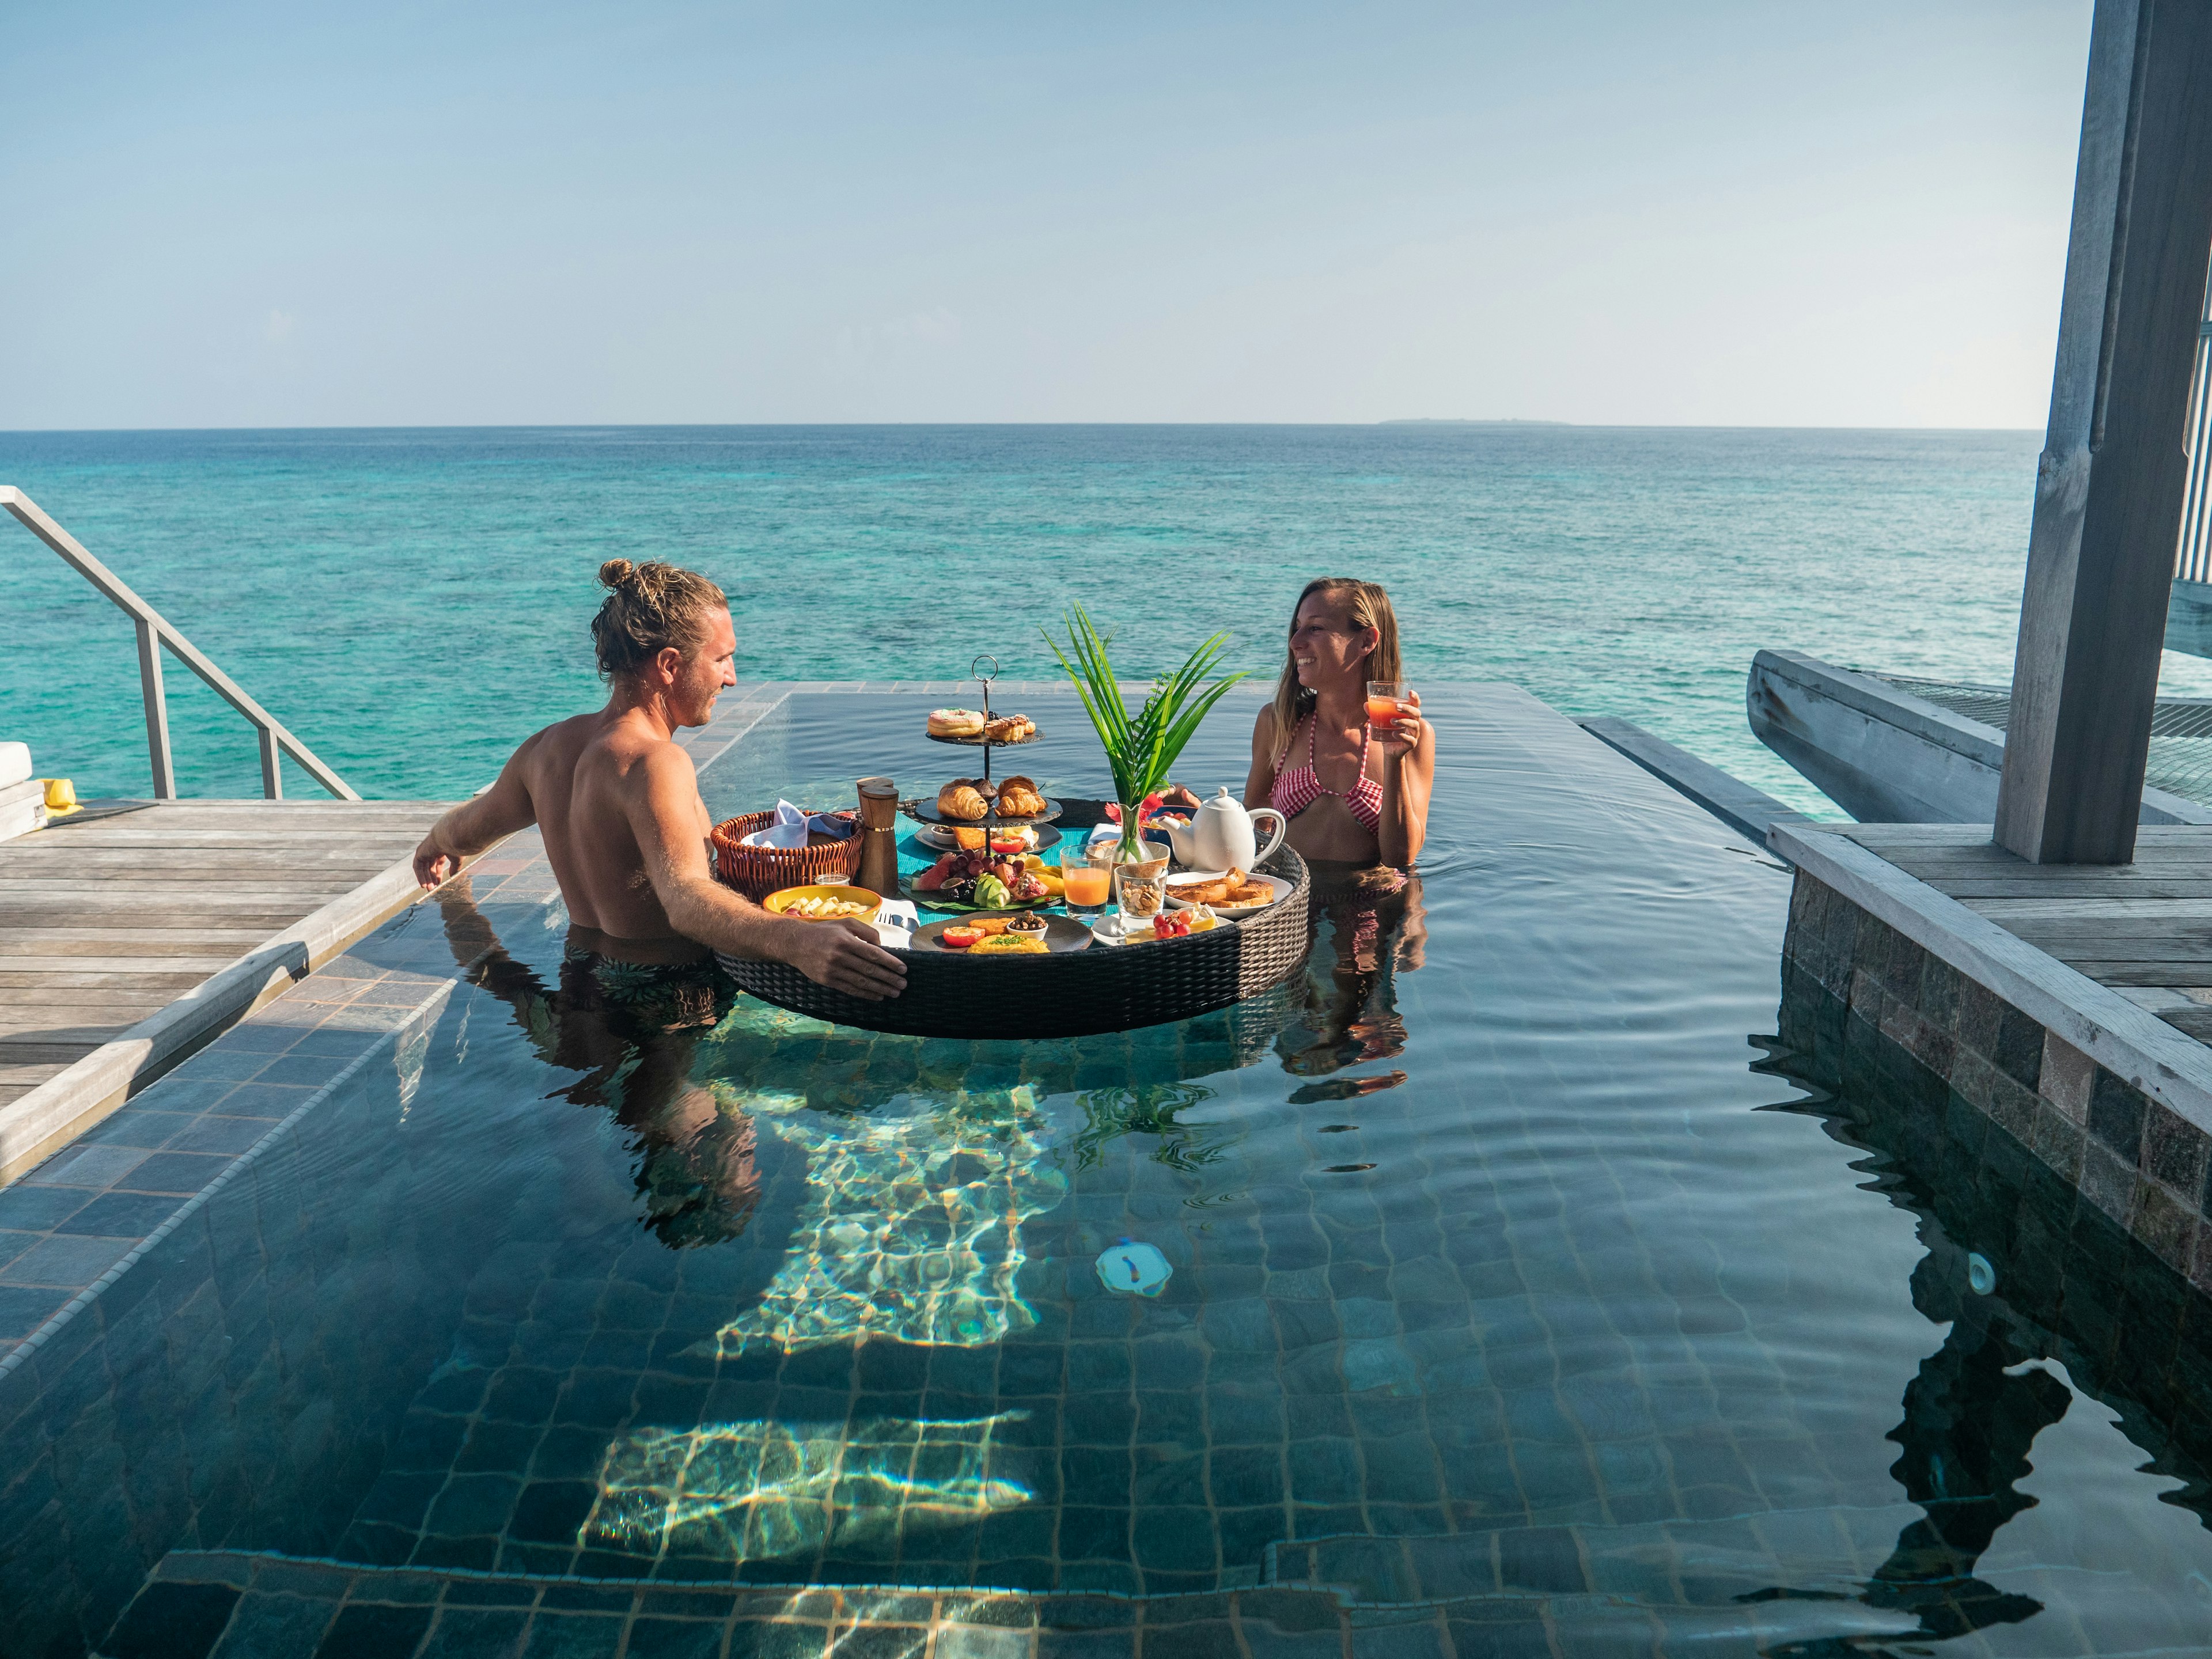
[411,558,907,1001]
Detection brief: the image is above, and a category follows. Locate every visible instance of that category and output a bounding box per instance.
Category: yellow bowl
[763,884,883,922]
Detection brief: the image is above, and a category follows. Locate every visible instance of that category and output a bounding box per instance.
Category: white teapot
[1171,787,1286,872]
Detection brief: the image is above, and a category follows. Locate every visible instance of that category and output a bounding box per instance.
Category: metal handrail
[2,486,358,801]
[2178,259,2212,584]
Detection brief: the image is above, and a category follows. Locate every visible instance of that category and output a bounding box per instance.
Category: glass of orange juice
[1367,680,1410,735]
[1060,847,1113,914]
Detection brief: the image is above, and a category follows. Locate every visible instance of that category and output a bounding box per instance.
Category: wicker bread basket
[710,811,862,900]
[717,847,1312,1040]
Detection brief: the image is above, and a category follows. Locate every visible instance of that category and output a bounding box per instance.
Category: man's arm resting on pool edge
[629,746,908,1002]
[414,736,543,888]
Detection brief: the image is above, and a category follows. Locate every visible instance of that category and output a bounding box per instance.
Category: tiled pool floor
[6,687,2212,1659]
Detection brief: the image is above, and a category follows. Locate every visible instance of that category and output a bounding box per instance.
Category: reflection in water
[434,885,763,1246]
[1277,866,1425,1077]
[1766,967,2212,1641]
[708,1089,1065,1354]
[1072,1082,1223,1172]
[584,1414,1031,1563]
[1861,1252,2069,1637]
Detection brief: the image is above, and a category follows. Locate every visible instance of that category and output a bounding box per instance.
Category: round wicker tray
[718,847,1312,1039]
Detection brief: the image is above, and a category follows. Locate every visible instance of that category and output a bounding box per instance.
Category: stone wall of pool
[1777,868,2212,1296]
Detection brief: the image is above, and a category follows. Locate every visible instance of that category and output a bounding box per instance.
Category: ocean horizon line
[0,418,2046,438]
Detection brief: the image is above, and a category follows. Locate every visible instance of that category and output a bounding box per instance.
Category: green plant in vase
[1043,607,1249,864]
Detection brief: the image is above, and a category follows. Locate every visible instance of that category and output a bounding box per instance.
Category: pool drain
[1097,1240,1172,1297]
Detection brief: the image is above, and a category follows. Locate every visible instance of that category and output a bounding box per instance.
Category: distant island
[1379,418,1571,427]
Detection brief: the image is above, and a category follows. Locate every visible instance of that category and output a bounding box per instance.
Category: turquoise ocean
[7,425,2196,812]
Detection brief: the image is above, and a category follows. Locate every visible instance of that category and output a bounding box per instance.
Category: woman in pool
[1243,577,1433,1074]
[1247,577,1433,866]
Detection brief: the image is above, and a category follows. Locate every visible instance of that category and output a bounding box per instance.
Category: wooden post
[1995,0,2212,864]
[134,616,175,800]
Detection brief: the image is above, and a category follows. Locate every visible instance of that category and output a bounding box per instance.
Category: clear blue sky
[2,0,2091,429]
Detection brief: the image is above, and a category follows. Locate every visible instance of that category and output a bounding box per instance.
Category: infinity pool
[6,687,2211,1658]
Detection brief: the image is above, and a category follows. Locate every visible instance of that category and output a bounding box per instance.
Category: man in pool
[410,558,907,1002]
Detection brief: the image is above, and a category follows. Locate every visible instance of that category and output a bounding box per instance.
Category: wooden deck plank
[0,797,461,1185]
[0,800,447,1030]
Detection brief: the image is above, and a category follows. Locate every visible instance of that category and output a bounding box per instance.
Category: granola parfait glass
[1113,863,1168,931]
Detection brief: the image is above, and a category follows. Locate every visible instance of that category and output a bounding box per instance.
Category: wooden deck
[0,799,451,1112]
[1844,822,2212,1042]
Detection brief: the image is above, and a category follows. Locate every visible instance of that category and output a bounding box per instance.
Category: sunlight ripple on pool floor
[584,1414,1033,1565]
[709,1086,1067,1355]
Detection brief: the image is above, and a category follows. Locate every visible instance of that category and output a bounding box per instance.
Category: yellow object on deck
[41,779,79,816]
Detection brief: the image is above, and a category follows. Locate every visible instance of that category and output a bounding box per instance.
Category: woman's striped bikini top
[1270,712,1384,834]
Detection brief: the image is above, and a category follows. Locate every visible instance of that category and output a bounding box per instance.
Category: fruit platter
[907,843,1065,912]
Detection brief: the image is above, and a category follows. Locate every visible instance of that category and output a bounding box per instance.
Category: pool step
[100,1526,1960,1659]
[100,1550,1374,1659]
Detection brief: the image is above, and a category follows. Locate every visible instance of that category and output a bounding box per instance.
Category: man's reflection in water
[1859,1248,2070,1639]
[1277,863,1426,1078]
[434,883,762,1246]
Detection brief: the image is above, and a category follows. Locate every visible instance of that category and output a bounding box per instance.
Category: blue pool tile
[0,1232,131,1287]
[0,1283,69,1338]
[164,1116,274,1155]
[119,1151,238,1196]
[421,1608,530,1658]
[317,1603,436,1658]
[0,1183,95,1232]
[52,1191,183,1238]
[623,1618,725,1659]
[518,1613,624,1658]
[425,1473,524,1537]
[103,1580,242,1659]
[211,1590,339,1658]
[24,1142,150,1190]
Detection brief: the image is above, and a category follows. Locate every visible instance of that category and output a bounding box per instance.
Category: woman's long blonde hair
[1270,578,1403,759]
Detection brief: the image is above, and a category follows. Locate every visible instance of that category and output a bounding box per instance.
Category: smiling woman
[1247,576,1434,869]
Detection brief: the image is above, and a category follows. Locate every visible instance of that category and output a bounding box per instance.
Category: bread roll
[995,775,1045,817]
[938,779,990,821]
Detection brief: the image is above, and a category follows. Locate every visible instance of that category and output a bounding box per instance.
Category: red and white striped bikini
[1271,713,1385,834]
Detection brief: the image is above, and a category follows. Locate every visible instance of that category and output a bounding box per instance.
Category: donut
[929,708,985,737]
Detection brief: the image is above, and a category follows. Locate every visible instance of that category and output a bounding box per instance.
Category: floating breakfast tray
[718,847,1312,1040]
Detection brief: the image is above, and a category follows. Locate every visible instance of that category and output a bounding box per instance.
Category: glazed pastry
[938,779,991,821]
[995,775,1046,817]
[984,714,1034,743]
[929,708,985,737]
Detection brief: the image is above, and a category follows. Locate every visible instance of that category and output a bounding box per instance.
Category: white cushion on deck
[0,743,30,790]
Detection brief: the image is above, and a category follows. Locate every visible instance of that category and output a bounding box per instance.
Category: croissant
[938,779,991,821]
[996,775,1046,817]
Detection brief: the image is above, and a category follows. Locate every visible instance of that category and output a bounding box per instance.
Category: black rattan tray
[718,847,1312,1039]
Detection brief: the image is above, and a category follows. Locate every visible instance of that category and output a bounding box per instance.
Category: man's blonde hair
[590,559,728,680]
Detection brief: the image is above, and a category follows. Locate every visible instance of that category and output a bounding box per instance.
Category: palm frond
[1042,609,1249,805]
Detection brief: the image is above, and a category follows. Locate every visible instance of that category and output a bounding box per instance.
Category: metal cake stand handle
[972,654,999,781]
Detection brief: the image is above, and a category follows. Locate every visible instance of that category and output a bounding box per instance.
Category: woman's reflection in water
[433,882,762,1246]
[1277,862,1427,1081]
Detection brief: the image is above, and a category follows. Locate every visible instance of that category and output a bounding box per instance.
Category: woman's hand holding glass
[1369,685,1423,757]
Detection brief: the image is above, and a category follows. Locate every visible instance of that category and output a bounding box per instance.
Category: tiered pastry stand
[925,654,1039,784]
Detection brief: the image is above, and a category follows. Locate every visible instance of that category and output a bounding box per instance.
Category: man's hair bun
[590,558,727,680]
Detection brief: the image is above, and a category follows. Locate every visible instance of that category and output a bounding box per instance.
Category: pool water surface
[6,687,2212,1657]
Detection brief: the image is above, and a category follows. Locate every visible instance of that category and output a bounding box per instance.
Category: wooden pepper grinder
[855,777,900,897]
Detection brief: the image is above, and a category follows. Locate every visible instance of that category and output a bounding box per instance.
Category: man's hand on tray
[781,915,908,1001]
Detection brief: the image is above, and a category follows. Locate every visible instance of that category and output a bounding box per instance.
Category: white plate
[914,821,1044,853]
[1089,914,1227,947]
[1164,872,1289,915]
